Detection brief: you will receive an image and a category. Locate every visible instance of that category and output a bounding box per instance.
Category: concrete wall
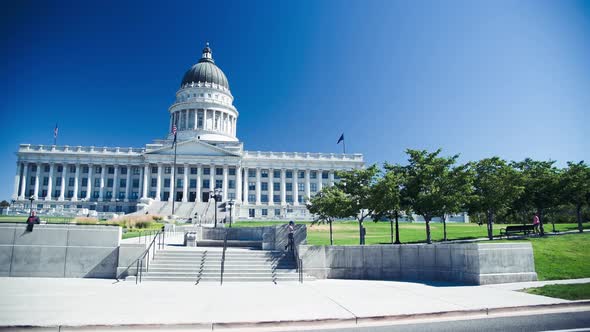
[0,224,121,278]
[298,242,537,285]
[192,224,306,251]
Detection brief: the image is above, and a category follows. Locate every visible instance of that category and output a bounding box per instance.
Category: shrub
[74,217,99,224]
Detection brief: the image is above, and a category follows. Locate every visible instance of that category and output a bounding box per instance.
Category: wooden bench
[500,225,535,237]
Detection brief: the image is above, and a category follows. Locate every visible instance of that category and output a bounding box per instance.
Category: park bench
[500,225,535,237]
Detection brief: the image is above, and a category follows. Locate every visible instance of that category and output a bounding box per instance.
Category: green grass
[524,283,590,300]
[0,215,75,223]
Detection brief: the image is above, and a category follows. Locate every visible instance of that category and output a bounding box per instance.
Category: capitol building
[12,44,364,220]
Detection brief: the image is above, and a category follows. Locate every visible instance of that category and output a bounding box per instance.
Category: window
[108,167,114,174]
[95,166,102,173]
[248,169,255,178]
[286,171,293,178]
[261,182,268,191]
[54,190,60,197]
[261,195,268,203]
[298,195,304,203]
[334,172,341,180]
[119,192,125,199]
[28,189,34,196]
[311,183,318,192]
[273,170,281,178]
[121,167,127,175]
[149,178,157,187]
[150,191,156,198]
[93,191,99,198]
[69,178,75,186]
[55,177,62,186]
[286,183,293,191]
[273,195,280,203]
[273,182,280,191]
[105,191,112,199]
[30,177,36,185]
[69,165,76,173]
[80,190,86,198]
[322,171,329,179]
[82,178,88,186]
[82,166,89,173]
[203,167,210,175]
[132,192,138,199]
[190,167,198,174]
[262,209,268,216]
[298,171,305,179]
[133,179,139,188]
[202,179,210,188]
[32,165,37,172]
[229,167,236,176]
[120,179,126,188]
[228,180,235,189]
[164,179,170,187]
[311,171,317,179]
[132,167,140,175]
[178,167,184,175]
[151,166,157,174]
[248,182,255,190]
[298,183,305,191]
[44,165,50,172]
[249,209,255,218]
[94,179,100,187]
[164,167,171,174]
[107,179,114,187]
[57,165,63,173]
[228,193,236,200]
[177,179,183,188]
[190,179,197,188]
[275,209,281,216]
[43,177,49,186]
[261,169,268,178]
[67,190,73,198]
[248,194,255,202]
[216,168,223,175]
[42,190,47,197]
[286,195,293,203]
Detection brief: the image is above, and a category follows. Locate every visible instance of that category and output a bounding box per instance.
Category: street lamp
[227,199,235,228]
[28,195,35,215]
[211,188,223,228]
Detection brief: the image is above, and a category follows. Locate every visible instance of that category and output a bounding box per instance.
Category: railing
[220,229,228,285]
[293,243,303,284]
[116,227,165,284]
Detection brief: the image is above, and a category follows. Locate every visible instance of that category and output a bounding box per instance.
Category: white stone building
[12,44,364,220]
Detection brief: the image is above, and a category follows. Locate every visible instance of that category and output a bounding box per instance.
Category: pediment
[145,139,240,157]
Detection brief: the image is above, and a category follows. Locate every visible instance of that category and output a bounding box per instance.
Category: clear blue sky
[1,0,589,201]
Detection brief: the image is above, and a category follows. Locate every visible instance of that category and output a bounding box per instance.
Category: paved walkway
[0,277,584,328]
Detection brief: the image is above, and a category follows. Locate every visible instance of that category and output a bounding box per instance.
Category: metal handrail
[220,229,228,285]
[116,227,165,283]
[293,236,303,284]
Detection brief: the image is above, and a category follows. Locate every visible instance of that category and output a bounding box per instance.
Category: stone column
[268,168,274,205]
[242,167,248,204]
[155,164,162,201]
[169,114,173,133]
[235,165,242,203]
[168,165,175,202]
[185,110,189,130]
[72,164,80,201]
[19,162,28,199]
[98,164,106,201]
[141,165,149,199]
[58,164,67,201]
[111,165,118,202]
[222,165,228,202]
[317,169,323,192]
[182,164,188,202]
[196,165,202,203]
[293,168,299,206]
[125,166,132,202]
[13,161,22,200]
[86,164,93,200]
[193,110,198,130]
[46,163,54,200]
[33,163,41,199]
[305,169,311,200]
[329,171,335,186]
[255,167,261,205]
[207,164,213,192]
[280,168,286,205]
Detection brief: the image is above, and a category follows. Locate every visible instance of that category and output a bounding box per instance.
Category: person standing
[26,211,40,232]
[533,213,540,234]
[284,220,295,252]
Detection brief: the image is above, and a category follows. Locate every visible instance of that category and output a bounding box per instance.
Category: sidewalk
[0,277,586,329]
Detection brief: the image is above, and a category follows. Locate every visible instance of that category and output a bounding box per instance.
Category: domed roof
[181,43,229,89]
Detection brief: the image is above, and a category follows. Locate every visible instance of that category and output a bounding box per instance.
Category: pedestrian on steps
[284,220,295,252]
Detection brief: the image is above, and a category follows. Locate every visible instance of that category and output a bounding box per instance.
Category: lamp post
[228,199,234,228]
[211,188,223,228]
[29,195,35,215]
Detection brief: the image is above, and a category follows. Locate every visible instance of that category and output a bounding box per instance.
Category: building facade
[12,44,364,219]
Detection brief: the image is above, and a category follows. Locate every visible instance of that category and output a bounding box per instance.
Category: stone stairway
[139,248,311,283]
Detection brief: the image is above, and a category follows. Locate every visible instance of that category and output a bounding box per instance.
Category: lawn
[524,283,590,300]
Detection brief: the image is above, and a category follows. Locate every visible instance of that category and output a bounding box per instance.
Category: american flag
[54,124,58,139]
[172,124,177,148]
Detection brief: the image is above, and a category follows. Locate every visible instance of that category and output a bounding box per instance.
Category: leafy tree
[402,149,464,244]
[511,158,561,236]
[335,165,380,245]
[370,164,407,244]
[307,186,352,245]
[438,162,474,241]
[468,157,524,240]
[0,200,10,208]
[560,161,590,232]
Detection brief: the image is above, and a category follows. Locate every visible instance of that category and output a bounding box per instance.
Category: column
[58,163,67,201]
[169,114,173,132]
[46,163,54,200]
[242,167,248,204]
[72,164,80,201]
[268,168,274,205]
[141,164,149,199]
[255,167,261,205]
[19,162,28,199]
[196,165,202,203]
[317,169,323,192]
[235,165,242,203]
[13,162,22,200]
[111,165,118,202]
[329,171,335,186]
[209,164,215,191]
[98,164,106,201]
[34,163,41,199]
[125,166,131,202]
[182,164,188,202]
[86,164,93,200]
[222,165,228,201]
[193,110,198,129]
[185,110,189,130]
[169,164,175,202]
[293,168,299,206]
[305,169,311,200]
[155,164,162,201]
[280,168,286,205]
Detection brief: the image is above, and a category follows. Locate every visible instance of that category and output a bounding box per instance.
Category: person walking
[284,220,295,252]
[26,211,40,232]
[533,213,540,234]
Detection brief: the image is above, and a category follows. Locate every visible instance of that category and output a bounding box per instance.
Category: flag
[171,124,177,149]
[54,124,58,139]
[337,133,344,144]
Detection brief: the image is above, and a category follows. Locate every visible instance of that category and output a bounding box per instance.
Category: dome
[181,43,229,89]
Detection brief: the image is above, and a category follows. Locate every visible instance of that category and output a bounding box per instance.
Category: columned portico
[18,162,28,200]
[268,168,274,205]
[111,165,119,202]
[235,165,242,203]
[34,164,41,199]
[222,165,228,201]
[58,163,67,201]
[196,165,202,203]
[141,165,149,199]
[280,168,286,205]
[182,164,188,202]
[293,168,299,206]
[13,162,22,200]
[125,166,132,202]
[72,164,80,201]
[86,164,93,200]
[99,164,106,201]
[255,167,261,205]
[46,163,54,200]
[155,164,162,201]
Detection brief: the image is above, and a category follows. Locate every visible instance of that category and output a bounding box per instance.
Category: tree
[307,186,353,245]
[335,165,380,245]
[0,200,10,209]
[560,161,590,232]
[370,164,407,244]
[468,157,524,240]
[438,162,474,241]
[511,158,561,236]
[402,149,464,244]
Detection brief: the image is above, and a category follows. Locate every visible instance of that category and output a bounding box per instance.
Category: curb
[3,301,590,331]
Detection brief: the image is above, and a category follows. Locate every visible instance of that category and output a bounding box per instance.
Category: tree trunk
[577,204,583,233]
[390,217,394,244]
[538,209,545,236]
[442,215,447,241]
[425,217,432,244]
[394,212,401,244]
[358,219,364,245]
[329,219,334,245]
[487,210,494,240]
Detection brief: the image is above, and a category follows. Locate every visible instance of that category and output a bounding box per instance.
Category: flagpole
[172,140,177,216]
[343,139,346,154]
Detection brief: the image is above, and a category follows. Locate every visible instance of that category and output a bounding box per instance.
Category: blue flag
[337,133,344,144]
